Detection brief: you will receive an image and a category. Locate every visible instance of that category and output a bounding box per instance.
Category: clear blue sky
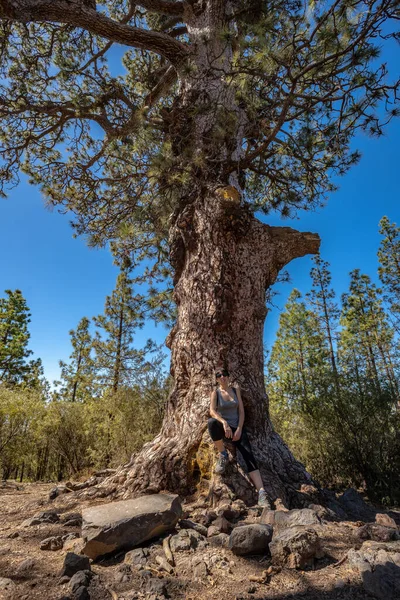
[1,117,399,383]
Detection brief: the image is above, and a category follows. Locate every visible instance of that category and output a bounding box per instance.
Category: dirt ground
[0,482,391,600]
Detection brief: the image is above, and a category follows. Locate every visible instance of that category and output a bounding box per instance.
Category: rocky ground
[0,481,399,600]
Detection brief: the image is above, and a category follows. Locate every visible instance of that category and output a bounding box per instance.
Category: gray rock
[7,531,19,539]
[375,513,398,529]
[73,585,90,600]
[0,577,16,591]
[49,485,72,500]
[229,524,273,556]
[62,513,83,527]
[337,488,376,522]
[192,556,208,580]
[207,525,221,538]
[348,540,400,600]
[179,519,208,537]
[124,547,149,567]
[16,558,36,575]
[22,509,60,527]
[259,510,275,525]
[308,504,338,522]
[212,515,232,533]
[40,535,64,551]
[69,570,92,593]
[170,528,203,552]
[209,533,229,548]
[192,509,217,527]
[145,577,167,597]
[269,526,324,569]
[81,494,181,560]
[60,553,91,578]
[261,508,320,529]
[357,523,400,543]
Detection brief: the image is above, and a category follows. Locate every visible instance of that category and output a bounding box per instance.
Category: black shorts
[207,418,258,473]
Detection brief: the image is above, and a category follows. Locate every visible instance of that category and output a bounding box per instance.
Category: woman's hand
[223,422,233,439]
[232,427,242,441]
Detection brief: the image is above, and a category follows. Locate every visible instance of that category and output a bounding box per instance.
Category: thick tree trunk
[102,191,320,507]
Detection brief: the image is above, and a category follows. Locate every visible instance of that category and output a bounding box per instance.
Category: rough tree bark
[100,191,320,507]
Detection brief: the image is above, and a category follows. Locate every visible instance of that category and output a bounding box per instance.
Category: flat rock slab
[82,494,182,559]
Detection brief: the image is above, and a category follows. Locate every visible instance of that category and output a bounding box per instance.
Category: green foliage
[378,216,400,333]
[92,267,148,392]
[55,317,96,402]
[0,272,169,480]
[268,244,400,505]
[0,289,33,384]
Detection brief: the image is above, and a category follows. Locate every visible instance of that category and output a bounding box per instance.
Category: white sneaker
[257,489,271,509]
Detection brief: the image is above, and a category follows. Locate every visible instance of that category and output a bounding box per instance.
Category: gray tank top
[216,388,239,427]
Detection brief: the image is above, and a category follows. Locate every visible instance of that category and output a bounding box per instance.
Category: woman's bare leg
[248,469,264,491]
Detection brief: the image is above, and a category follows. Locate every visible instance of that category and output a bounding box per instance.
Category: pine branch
[0,1,189,65]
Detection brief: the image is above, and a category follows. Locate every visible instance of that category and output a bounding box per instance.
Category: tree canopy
[0,0,398,265]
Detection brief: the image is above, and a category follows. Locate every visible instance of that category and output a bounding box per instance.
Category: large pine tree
[0,1,398,502]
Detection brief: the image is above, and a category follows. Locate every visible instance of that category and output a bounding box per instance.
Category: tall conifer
[56,317,95,402]
[0,290,33,384]
[378,216,400,333]
[93,268,145,392]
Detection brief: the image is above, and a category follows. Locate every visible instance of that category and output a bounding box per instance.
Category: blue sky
[0,116,398,384]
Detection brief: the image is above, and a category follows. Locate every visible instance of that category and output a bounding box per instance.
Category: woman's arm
[232,385,245,441]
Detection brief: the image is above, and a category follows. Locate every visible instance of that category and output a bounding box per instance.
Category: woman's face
[216,369,229,383]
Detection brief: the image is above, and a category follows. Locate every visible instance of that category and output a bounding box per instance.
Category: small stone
[375,513,398,529]
[7,531,19,539]
[62,513,82,526]
[145,577,167,597]
[69,570,92,593]
[212,515,231,534]
[229,524,273,556]
[247,586,257,594]
[207,525,220,538]
[16,558,36,575]
[192,558,208,581]
[260,510,275,526]
[209,533,229,548]
[40,536,64,551]
[179,519,208,537]
[73,585,90,600]
[59,576,71,585]
[0,578,16,591]
[124,547,149,567]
